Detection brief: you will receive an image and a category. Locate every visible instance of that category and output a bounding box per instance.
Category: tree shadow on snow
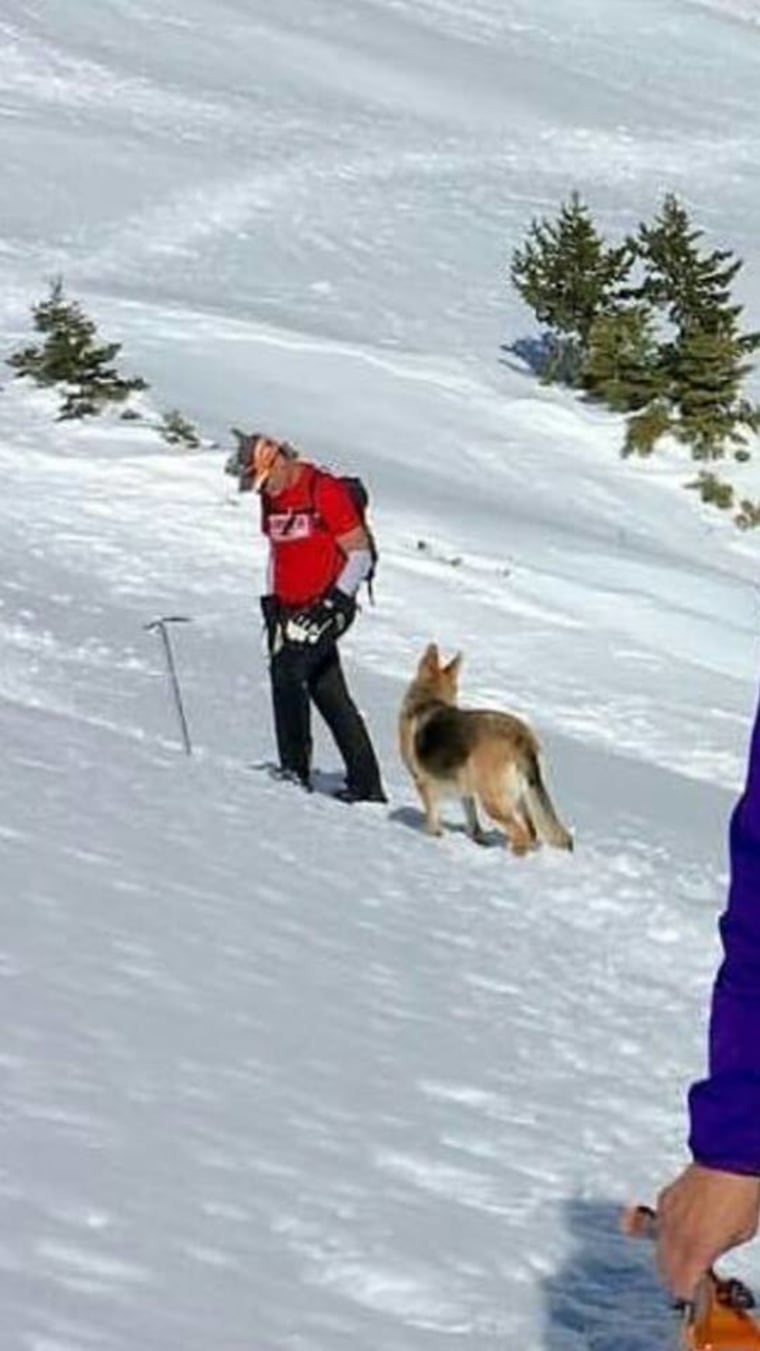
[499,334,555,378]
[541,1197,673,1351]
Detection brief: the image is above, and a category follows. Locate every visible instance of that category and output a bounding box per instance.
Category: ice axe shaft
[144,616,192,755]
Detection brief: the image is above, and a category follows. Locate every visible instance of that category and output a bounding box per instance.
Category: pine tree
[623,400,674,457]
[632,196,760,458]
[7,278,148,419]
[582,305,666,411]
[635,195,740,324]
[735,497,760,530]
[670,317,760,458]
[686,469,735,510]
[159,409,201,449]
[511,192,633,381]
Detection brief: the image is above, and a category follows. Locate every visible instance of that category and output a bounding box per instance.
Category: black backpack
[331,473,378,602]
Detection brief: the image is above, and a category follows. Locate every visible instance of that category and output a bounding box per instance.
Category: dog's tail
[521,749,573,851]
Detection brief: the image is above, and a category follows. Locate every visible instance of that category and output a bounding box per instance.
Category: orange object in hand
[621,1205,760,1351]
[685,1273,760,1351]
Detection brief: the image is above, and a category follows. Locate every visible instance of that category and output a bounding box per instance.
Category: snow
[2,1,760,1347]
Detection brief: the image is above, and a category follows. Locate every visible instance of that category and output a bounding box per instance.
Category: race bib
[267,511,314,542]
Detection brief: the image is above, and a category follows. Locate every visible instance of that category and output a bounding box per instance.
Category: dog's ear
[419,642,440,674]
[444,651,463,679]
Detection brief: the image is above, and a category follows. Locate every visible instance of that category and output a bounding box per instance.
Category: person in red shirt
[243,433,386,803]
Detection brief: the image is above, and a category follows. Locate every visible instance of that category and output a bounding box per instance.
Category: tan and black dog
[399,643,573,855]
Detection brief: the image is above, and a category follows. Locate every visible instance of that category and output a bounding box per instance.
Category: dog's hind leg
[416,777,443,837]
[462,795,486,845]
[480,791,534,856]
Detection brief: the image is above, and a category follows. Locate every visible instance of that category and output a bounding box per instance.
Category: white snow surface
[2,1,760,1347]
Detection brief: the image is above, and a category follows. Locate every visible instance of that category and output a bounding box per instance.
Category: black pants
[270,636,384,794]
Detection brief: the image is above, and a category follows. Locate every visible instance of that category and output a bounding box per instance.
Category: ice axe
[144,615,193,756]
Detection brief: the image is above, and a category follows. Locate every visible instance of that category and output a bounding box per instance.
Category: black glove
[283,589,356,647]
[260,594,283,654]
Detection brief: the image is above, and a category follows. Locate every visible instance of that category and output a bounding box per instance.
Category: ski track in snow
[2,0,759,364]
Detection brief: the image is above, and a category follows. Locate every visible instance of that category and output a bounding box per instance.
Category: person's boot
[332,782,387,804]
[272,766,313,792]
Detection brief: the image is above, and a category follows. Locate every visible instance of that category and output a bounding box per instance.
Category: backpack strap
[305,466,340,531]
[305,466,326,527]
[311,469,377,604]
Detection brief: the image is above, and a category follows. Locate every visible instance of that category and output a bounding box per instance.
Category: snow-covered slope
[2,2,760,1348]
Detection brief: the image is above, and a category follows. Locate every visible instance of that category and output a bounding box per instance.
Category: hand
[656,1164,760,1301]
[284,590,356,647]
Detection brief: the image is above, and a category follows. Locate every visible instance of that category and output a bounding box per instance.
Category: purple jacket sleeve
[689,690,760,1174]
